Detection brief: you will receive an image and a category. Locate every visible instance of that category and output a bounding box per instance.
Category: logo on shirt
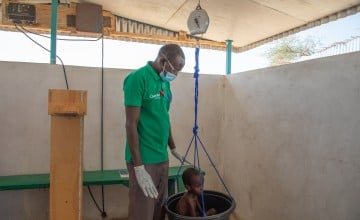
[149,93,160,99]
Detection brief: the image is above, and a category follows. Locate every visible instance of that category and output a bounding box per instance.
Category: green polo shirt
[123,62,172,164]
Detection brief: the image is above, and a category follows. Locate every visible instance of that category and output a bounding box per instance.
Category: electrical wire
[83,31,107,218]
[14,24,69,90]
[18,25,104,41]
[100,31,107,218]
[86,28,107,218]
[87,186,103,213]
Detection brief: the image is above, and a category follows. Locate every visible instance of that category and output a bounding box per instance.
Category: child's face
[189,175,203,195]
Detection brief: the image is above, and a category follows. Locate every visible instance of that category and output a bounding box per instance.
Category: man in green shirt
[123,44,186,220]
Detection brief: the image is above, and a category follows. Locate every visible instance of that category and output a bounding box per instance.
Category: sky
[232,12,360,73]
[0,12,359,75]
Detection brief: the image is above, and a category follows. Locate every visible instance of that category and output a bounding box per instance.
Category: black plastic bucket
[165,190,236,220]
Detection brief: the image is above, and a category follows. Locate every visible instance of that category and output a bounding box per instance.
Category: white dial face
[187,9,209,35]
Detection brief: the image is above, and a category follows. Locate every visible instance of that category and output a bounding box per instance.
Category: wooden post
[48,89,87,220]
[1,0,7,24]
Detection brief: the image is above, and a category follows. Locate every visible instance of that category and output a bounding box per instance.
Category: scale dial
[187,8,209,35]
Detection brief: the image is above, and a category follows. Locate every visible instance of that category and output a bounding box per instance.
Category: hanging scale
[187,1,210,35]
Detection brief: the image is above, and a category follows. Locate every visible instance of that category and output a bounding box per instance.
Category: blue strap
[193,47,200,136]
[191,45,234,201]
[169,45,234,218]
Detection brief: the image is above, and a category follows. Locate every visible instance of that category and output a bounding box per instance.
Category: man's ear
[185,184,191,191]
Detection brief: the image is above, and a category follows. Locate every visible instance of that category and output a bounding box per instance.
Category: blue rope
[193,47,207,218]
[172,47,200,187]
[192,45,234,202]
[197,135,234,200]
[193,46,199,137]
[167,45,234,218]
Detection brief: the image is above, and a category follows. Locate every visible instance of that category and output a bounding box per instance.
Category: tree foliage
[266,36,317,66]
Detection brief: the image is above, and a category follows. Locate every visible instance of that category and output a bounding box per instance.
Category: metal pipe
[226,39,233,75]
[50,0,58,64]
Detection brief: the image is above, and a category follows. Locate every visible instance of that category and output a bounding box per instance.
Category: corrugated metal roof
[115,16,178,38]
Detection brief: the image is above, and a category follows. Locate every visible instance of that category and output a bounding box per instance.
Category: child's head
[182,167,203,195]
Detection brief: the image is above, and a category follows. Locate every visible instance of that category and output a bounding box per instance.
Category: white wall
[0,61,223,219]
[221,52,360,220]
[1,52,360,220]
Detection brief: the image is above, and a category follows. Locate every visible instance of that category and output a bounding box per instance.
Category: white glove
[171,148,191,164]
[134,165,158,199]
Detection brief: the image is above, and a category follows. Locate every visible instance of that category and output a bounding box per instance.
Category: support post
[50,0,58,64]
[226,39,233,75]
[1,0,7,23]
[48,89,87,220]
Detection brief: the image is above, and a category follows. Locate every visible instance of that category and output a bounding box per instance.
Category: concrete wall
[1,51,360,220]
[222,52,360,220]
[0,61,223,219]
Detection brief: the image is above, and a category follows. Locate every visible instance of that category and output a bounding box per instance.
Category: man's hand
[134,165,158,199]
[171,148,191,164]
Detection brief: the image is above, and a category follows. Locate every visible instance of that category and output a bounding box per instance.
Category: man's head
[182,167,203,195]
[152,44,185,82]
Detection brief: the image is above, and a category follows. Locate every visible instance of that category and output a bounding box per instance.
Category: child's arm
[195,199,204,216]
[188,197,198,217]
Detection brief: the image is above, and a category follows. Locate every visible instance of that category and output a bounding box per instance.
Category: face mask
[160,63,177,82]
[160,71,177,82]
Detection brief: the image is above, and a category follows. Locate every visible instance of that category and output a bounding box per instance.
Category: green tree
[266,36,318,66]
